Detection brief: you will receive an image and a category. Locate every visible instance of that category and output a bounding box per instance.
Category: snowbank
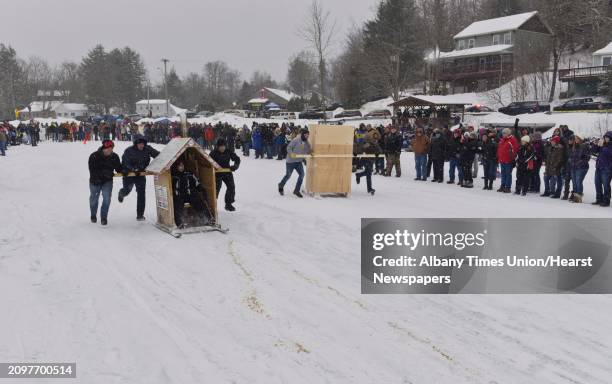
[1,141,611,383]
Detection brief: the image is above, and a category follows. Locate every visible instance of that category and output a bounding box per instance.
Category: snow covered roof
[593,42,612,56]
[439,44,513,59]
[454,11,538,39]
[19,101,64,113]
[146,138,220,174]
[248,98,269,104]
[263,88,297,102]
[136,99,171,105]
[390,95,475,107]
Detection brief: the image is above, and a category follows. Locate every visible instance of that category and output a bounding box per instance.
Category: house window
[468,39,475,49]
[458,40,465,50]
[504,32,512,45]
[603,56,611,66]
[493,34,500,45]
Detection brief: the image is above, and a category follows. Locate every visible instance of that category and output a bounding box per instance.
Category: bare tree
[298,0,337,109]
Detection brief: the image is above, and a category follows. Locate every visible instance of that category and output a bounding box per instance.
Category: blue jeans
[279,162,305,193]
[571,168,588,195]
[265,145,274,159]
[500,163,514,189]
[90,181,113,219]
[415,154,427,180]
[543,175,562,195]
[449,158,463,182]
[594,168,611,202]
[484,160,498,180]
[242,142,251,156]
[0,140,6,156]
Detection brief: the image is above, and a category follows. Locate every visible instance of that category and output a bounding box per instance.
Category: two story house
[558,42,612,97]
[434,11,553,93]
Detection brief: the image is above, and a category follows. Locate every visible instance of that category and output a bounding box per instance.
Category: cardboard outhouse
[146,138,224,236]
[305,124,355,196]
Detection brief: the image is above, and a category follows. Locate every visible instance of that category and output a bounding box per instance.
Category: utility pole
[161,58,169,116]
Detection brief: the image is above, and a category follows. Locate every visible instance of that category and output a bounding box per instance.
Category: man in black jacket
[210,138,241,211]
[171,160,210,228]
[384,126,403,177]
[88,140,123,225]
[118,135,160,220]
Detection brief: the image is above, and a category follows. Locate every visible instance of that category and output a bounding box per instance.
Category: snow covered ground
[1,141,611,384]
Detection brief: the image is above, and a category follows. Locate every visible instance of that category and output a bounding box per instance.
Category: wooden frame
[305,124,355,196]
[146,138,226,236]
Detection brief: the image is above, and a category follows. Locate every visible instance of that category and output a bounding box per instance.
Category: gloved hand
[230,165,238,172]
[122,170,130,177]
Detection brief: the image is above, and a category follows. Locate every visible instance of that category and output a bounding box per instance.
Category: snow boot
[118,190,125,203]
[550,194,561,199]
[136,216,146,221]
[503,187,511,194]
[368,189,376,196]
[562,191,570,201]
[356,174,361,185]
[101,218,108,226]
[574,194,583,204]
[90,216,97,224]
[541,192,550,197]
[447,180,455,184]
[278,184,284,196]
[225,204,236,212]
[600,200,610,207]
[293,190,304,198]
[497,186,504,192]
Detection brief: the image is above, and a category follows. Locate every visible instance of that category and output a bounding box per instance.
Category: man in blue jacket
[118,135,160,220]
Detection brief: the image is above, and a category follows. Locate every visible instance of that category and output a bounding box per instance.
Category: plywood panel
[306,125,354,195]
[155,171,175,229]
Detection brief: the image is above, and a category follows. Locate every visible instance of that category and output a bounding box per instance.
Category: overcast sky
[4,0,380,83]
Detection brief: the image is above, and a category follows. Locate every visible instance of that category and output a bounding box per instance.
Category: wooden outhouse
[146,138,224,236]
[305,124,355,196]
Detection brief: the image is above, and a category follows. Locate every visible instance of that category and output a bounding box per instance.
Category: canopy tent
[389,95,474,108]
[265,102,281,110]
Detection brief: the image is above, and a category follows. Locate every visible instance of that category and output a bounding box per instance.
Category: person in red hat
[88,140,122,225]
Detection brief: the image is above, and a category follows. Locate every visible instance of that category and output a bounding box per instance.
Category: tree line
[0,0,610,118]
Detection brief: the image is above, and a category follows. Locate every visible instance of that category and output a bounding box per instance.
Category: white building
[136,99,187,117]
[593,42,612,67]
[18,101,64,119]
[53,103,89,118]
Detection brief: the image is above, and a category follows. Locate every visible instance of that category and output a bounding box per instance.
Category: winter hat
[605,131,612,140]
[134,135,147,145]
[102,139,114,149]
[551,136,561,145]
[521,135,530,144]
[532,132,542,141]
[216,138,226,147]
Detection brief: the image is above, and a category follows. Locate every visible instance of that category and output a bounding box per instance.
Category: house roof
[146,138,220,174]
[248,98,269,104]
[19,101,64,113]
[454,11,538,39]
[136,99,170,105]
[593,42,612,56]
[263,88,297,102]
[389,95,475,108]
[438,44,513,59]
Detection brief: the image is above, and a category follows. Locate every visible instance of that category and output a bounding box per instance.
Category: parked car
[334,110,362,118]
[498,101,550,115]
[271,111,297,120]
[222,109,248,117]
[466,105,494,113]
[195,111,213,117]
[299,110,326,120]
[364,109,392,118]
[553,98,612,112]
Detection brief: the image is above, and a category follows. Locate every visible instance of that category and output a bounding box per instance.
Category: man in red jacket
[497,128,519,193]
